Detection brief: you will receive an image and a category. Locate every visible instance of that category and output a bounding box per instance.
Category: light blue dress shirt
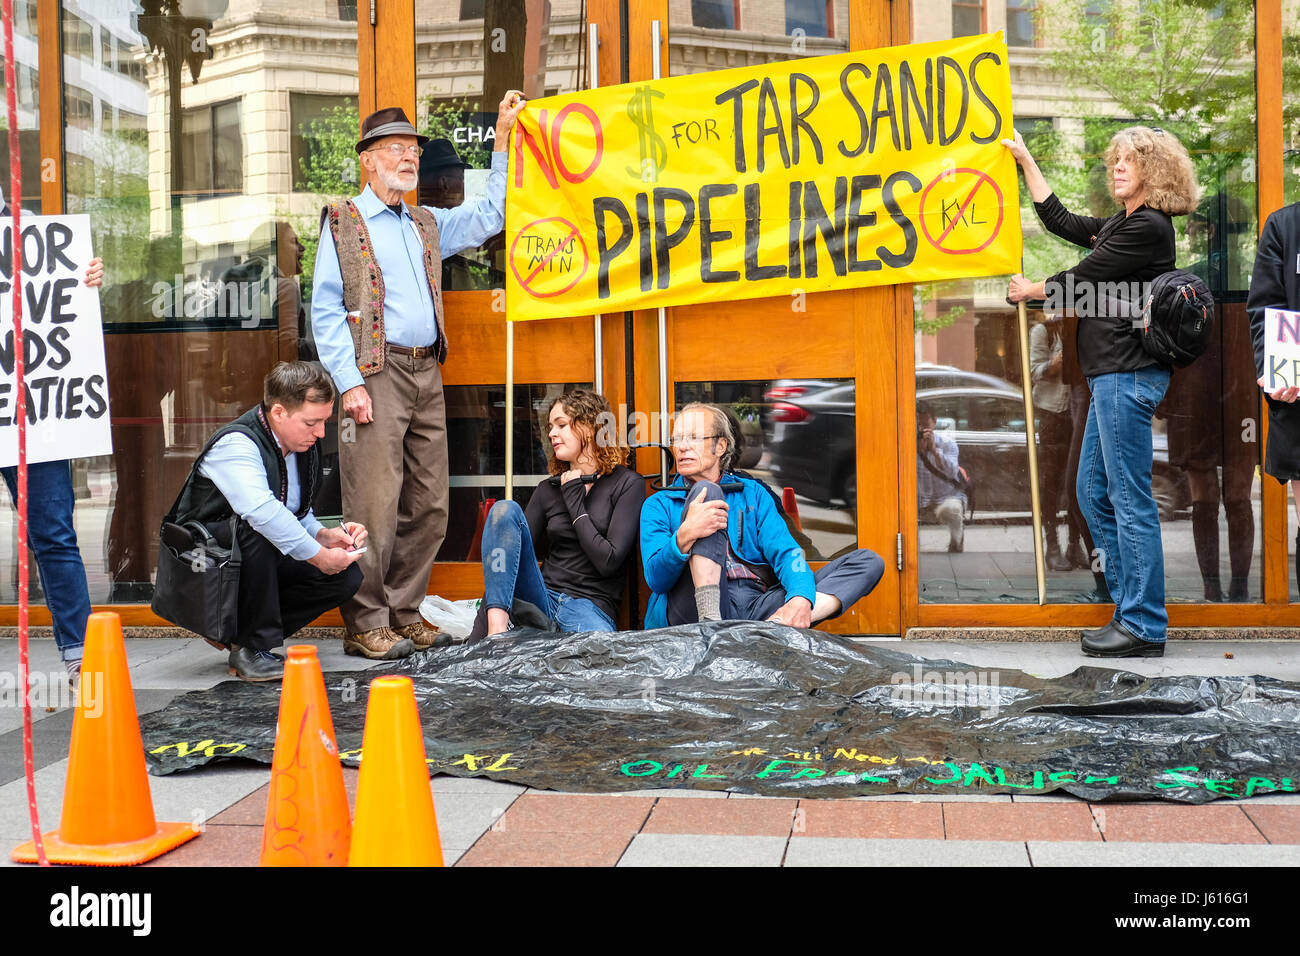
[311,150,509,394]
[198,432,324,561]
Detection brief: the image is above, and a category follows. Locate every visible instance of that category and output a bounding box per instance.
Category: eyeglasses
[368,143,422,158]
[671,433,722,446]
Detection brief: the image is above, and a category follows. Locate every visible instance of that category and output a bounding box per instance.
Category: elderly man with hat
[311,92,525,659]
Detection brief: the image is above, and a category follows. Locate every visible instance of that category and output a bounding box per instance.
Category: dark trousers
[212,520,362,650]
[665,481,884,625]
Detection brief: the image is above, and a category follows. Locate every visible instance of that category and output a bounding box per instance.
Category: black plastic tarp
[139,623,1300,803]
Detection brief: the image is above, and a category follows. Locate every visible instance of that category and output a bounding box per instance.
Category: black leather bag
[151,483,242,643]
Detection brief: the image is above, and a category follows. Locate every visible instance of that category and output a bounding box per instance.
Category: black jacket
[524,464,645,623]
[1035,193,1175,377]
[1248,202,1300,382]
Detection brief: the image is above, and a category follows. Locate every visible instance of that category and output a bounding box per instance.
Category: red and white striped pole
[3,0,46,865]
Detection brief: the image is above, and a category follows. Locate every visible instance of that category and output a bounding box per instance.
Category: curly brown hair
[1103,127,1199,216]
[546,389,625,477]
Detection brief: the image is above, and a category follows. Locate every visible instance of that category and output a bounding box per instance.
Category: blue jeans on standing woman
[1077,367,1171,643]
[480,500,615,632]
[3,460,90,662]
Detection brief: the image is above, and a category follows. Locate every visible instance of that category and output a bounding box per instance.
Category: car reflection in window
[763,378,1188,524]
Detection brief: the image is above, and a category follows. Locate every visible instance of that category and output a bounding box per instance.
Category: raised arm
[427,90,527,257]
[559,471,646,578]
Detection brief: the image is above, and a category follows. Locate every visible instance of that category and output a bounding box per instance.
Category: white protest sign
[0,214,112,467]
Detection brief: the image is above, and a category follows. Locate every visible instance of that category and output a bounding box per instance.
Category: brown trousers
[338,351,448,633]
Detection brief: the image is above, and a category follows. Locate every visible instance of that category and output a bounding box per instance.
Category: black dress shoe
[227,646,285,681]
[1081,621,1164,658]
[1080,620,1117,641]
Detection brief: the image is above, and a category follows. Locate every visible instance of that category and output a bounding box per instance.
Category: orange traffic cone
[260,644,351,865]
[10,612,199,865]
[348,676,443,866]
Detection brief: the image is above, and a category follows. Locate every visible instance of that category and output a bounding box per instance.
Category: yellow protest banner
[505,32,1021,322]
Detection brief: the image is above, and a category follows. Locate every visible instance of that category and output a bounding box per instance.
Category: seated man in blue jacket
[641,402,884,628]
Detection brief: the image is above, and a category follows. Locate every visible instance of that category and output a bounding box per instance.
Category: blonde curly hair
[1103,126,1199,216]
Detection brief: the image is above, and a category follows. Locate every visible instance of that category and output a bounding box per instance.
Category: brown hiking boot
[343,626,415,660]
[393,621,438,651]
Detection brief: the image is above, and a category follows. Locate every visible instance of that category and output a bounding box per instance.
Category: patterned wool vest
[320,198,447,377]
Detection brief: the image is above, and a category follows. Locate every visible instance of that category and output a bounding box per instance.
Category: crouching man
[171,362,367,680]
[640,402,885,628]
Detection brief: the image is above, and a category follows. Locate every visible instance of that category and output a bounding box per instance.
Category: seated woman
[478,389,645,637]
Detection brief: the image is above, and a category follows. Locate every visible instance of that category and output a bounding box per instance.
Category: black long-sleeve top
[1247,202,1300,383]
[523,464,645,622]
[1035,192,1175,377]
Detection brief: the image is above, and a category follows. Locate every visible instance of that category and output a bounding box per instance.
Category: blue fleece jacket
[640,472,815,629]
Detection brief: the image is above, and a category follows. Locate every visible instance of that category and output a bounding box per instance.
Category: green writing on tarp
[834,768,890,782]
[1245,777,1297,797]
[621,759,663,777]
[756,759,809,779]
[1155,766,1297,799]
[963,762,997,787]
[1155,766,1201,789]
[925,761,962,785]
[610,754,1292,797]
[994,767,1044,790]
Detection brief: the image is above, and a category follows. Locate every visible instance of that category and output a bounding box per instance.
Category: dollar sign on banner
[625,85,667,182]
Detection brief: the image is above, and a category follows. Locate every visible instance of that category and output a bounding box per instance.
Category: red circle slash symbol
[919,168,1004,255]
[510,216,590,299]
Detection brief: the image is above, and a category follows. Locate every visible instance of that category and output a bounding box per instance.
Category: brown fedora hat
[355,107,430,155]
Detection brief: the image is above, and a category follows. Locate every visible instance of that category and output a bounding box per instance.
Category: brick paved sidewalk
[141,775,1298,867]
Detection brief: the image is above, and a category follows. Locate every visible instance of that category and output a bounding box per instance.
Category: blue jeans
[480,500,616,632]
[1078,368,1171,643]
[3,460,90,661]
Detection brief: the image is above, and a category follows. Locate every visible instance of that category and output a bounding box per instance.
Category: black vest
[173,405,321,527]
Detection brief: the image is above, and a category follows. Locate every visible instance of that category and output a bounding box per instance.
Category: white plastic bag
[419,595,480,640]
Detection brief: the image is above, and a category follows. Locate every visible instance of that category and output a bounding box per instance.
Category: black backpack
[1137,270,1215,368]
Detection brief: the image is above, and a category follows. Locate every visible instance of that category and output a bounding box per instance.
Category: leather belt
[386,342,437,359]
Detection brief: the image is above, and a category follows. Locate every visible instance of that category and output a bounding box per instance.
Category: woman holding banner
[1003,127,1198,658]
[473,389,644,639]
